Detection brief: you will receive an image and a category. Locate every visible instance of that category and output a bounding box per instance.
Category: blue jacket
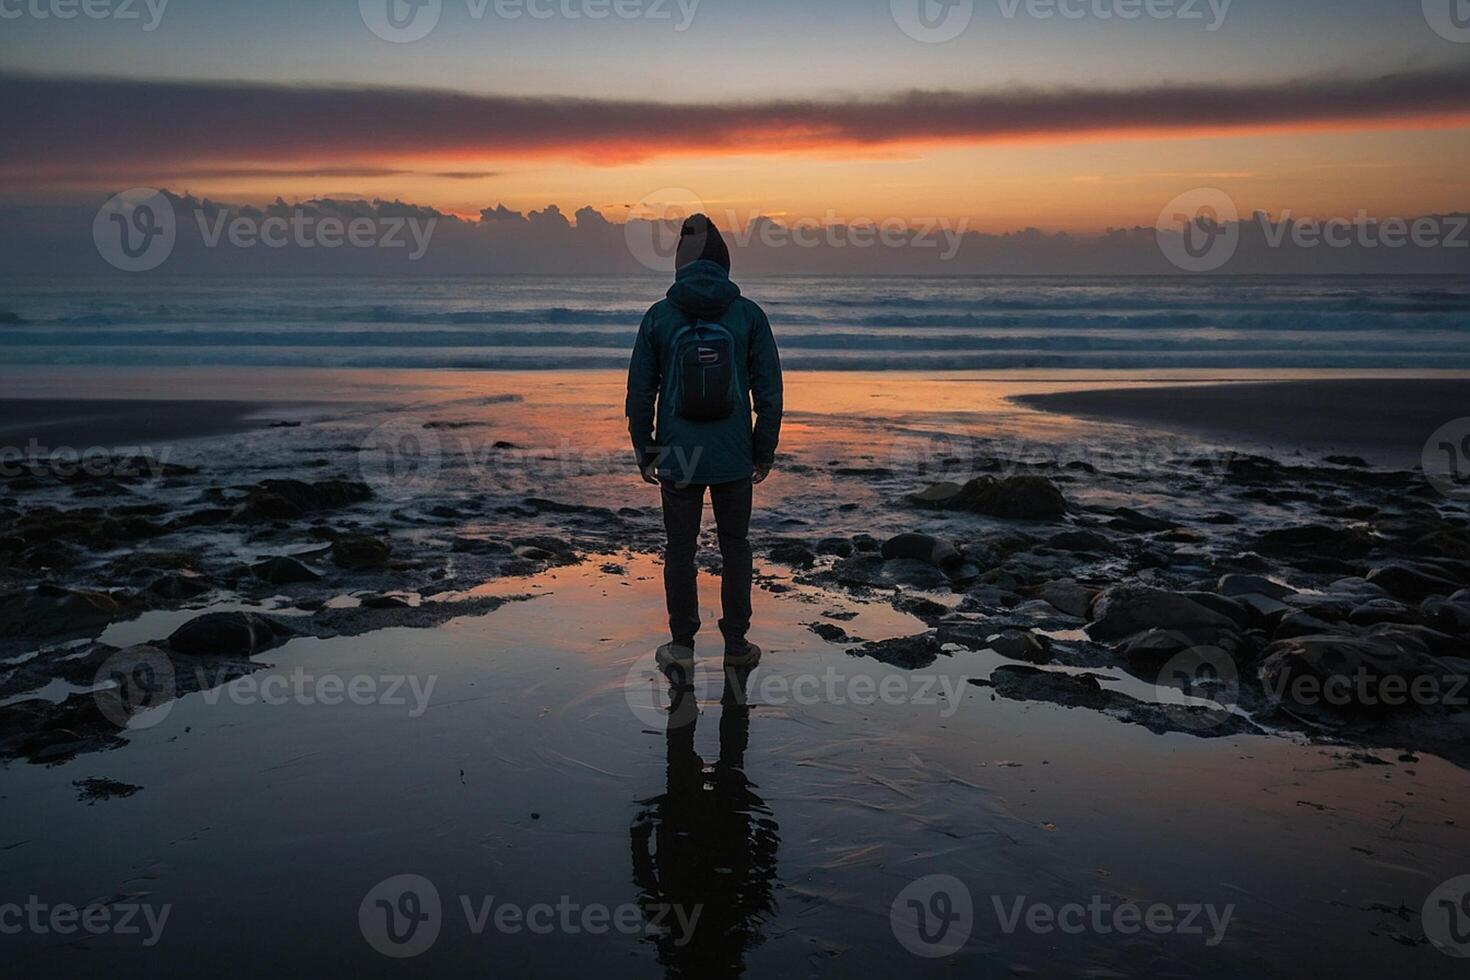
[626,260,783,485]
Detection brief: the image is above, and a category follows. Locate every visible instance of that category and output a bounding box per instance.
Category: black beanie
[674,213,731,272]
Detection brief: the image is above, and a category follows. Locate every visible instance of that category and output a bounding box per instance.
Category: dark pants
[660,478,753,651]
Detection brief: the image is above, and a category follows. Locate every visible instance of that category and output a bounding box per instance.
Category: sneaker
[656,642,695,686]
[723,642,762,669]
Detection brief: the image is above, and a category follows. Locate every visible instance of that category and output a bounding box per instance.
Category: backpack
[669,317,739,422]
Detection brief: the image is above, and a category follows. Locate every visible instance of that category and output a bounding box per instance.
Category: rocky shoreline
[2,398,1468,773]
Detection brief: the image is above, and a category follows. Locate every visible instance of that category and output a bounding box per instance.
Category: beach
[1016,378,1470,466]
[3,365,1469,976]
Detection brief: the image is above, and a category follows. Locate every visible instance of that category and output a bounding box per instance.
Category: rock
[851,632,945,670]
[1274,611,1348,640]
[1035,579,1098,620]
[851,534,881,553]
[331,535,391,570]
[816,537,854,558]
[1253,524,1374,559]
[1045,530,1115,553]
[911,476,1067,520]
[252,557,321,585]
[1348,599,1418,627]
[144,573,212,601]
[1259,634,1449,717]
[973,665,1259,738]
[1327,577,1388,601]
[0,586,131,640]
[881,533,961,571]
[166,612,292,657]
[238,479,372,521]
[768,540,816,568]
[1422,595,1470,634]
[1231,593,1294,623]
[1116,629,1196,664]
[1087,586,1241,643]
[1178,592,1253,629]
[1218,574,1295,601]
[988,629,1050,664]
[808,622,852,643]
[894,594,951,622]
[1108,508,1178,532]
[1366,564,1460,603]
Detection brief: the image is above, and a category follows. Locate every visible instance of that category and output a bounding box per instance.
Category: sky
[2,0,1469,234]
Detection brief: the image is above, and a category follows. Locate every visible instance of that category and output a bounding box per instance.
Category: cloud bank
[3,191,1466,276]
[4,66,1470,178]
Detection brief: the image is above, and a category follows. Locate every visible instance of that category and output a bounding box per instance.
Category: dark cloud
[4,66,1470,175]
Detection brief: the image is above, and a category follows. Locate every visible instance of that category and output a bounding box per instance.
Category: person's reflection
[631,658,780,978]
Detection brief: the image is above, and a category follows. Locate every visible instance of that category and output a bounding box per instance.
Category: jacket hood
[666,259,741,320]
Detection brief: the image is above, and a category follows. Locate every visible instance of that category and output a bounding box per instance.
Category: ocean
[3,274,1469,372]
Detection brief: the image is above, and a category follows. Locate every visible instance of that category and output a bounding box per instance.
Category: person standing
[626,214,783,669]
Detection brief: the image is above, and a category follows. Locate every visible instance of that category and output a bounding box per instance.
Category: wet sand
[0,398,274,449]
[3,367,1470,977]
[1013,379,1470,466]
